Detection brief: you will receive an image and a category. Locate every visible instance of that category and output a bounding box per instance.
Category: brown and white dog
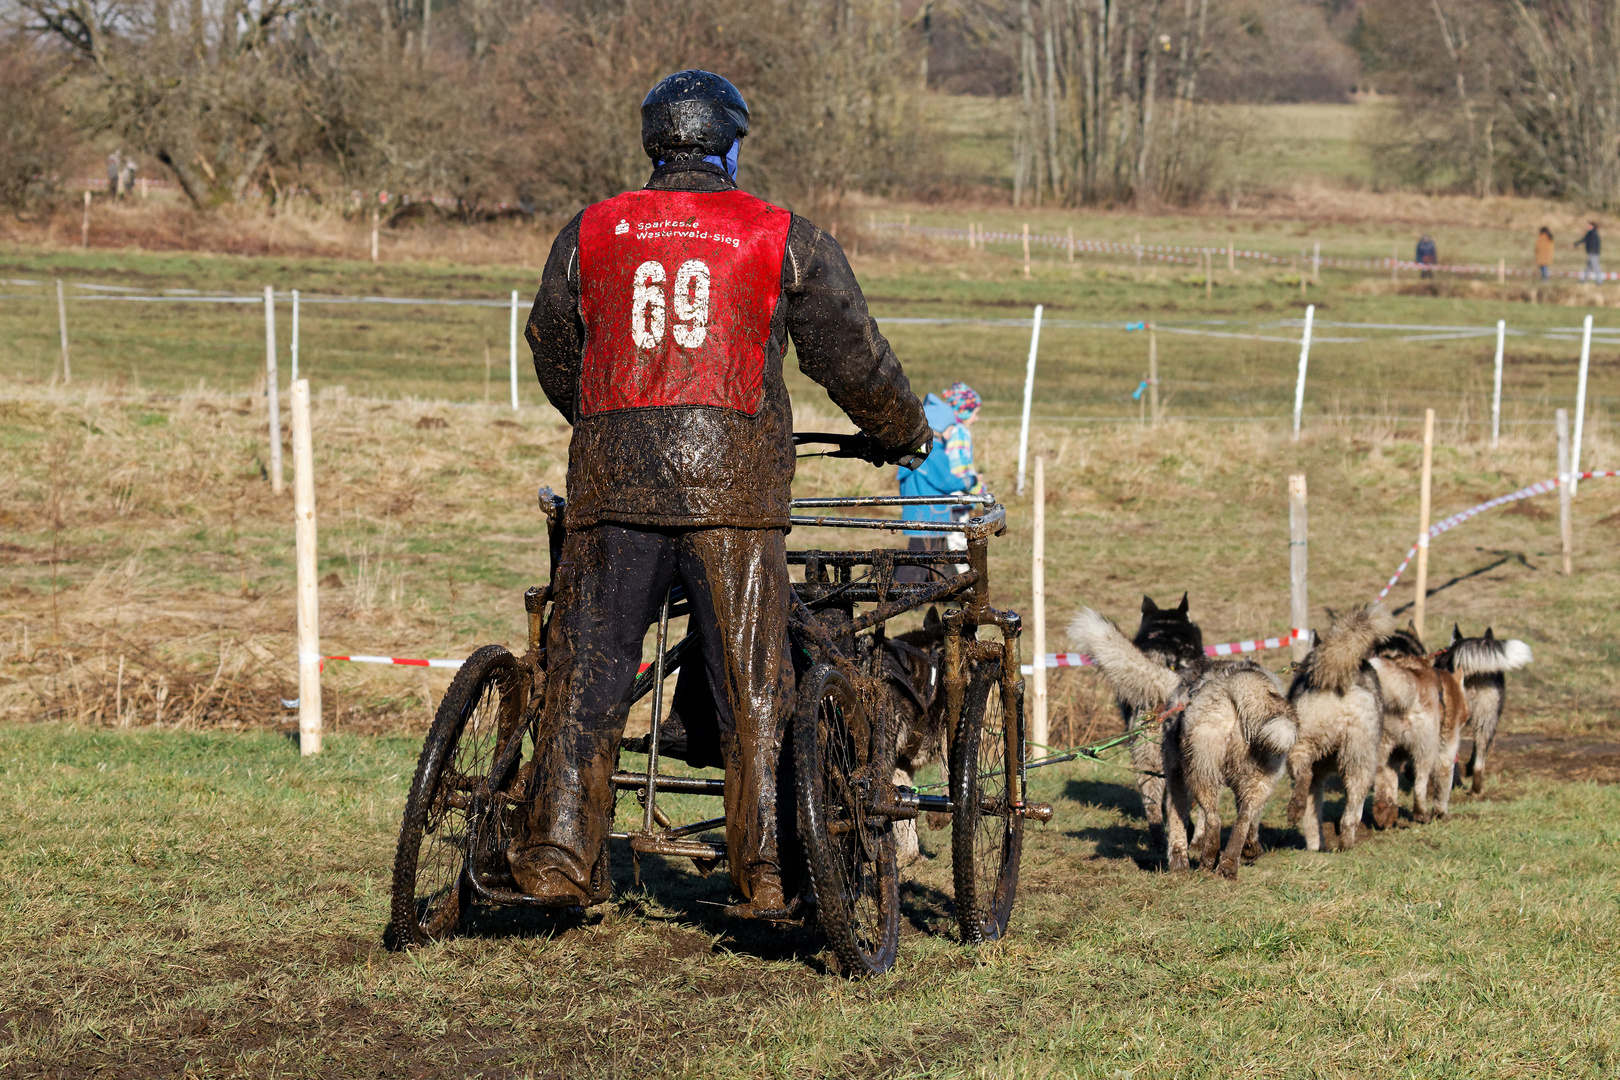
[1369,626,1468,827]
[1286,604,1394,851]
[1070,608,1297,879]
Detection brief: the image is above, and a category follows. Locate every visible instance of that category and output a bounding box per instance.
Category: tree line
[2,0,1619,216]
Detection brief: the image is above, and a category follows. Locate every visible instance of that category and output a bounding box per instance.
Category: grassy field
[3,203,1619,1074]
[919,97,1387,195]
[2,723,1617,1078]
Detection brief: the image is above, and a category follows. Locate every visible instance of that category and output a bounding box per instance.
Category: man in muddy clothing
[509,70,931,918]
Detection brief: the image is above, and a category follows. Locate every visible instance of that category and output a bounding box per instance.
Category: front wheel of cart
[950,663,1024,944]
[387,644,527,949]
[794,664,900,977]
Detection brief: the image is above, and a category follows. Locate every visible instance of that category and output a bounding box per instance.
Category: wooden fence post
[264,286,283,495]
[1205,250,1213,299]
[81,191,91,248]
[1414,408,1435,638]
[1031,456,1048,749]
[1148,324,1159,427]
[1022,222,1031,278]
[1227,244,1234,271]
[1066,225,1074,262]
[1557,408,1573,575]
[291,378,323,756]
[370,208,380,263]
[55,280,71,385]
[1289,474,1311,663]
[290,289,300,383]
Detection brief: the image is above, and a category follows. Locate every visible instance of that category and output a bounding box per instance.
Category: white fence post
[265,286,283,495]
[1414,408,1435,639]
[291,378,323,756]
[1557,408,1573,575]
[1289,474,1310,663]
[1031,455,1048,749]
[1292,304,1315,441]
[55,280,71,385]
[1572,313,1591,496]
[1016,304,1043,496]
[1491,319,1505,449]
[509,290,521,411]
[290,289,300,383]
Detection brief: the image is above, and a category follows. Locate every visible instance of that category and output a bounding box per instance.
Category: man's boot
[724,869,794,921]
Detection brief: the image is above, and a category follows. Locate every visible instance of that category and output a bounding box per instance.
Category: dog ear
[923,606,941,630]
[1142,595,1159,614]
[1323,606,1337,623]
[1176,592,1189,614]
[1451,623,1463,645]
[1484,626,1495,640]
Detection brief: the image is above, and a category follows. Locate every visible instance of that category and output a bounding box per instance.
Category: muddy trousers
[509,524,797,903]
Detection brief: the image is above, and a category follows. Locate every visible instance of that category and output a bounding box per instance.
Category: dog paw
[1372,801,1397,829]
[1168,852,1190,872]
[1242,841,1264,862]
[1216,858,1239,880]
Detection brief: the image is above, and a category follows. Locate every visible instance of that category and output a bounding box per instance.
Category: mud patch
[1478,732,1620,784]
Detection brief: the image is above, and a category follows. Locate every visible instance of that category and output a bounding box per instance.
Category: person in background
[1575,221,1601,282]
[896,382,983,582]
[1416,235,1437,279]
[1535,227,1554,281]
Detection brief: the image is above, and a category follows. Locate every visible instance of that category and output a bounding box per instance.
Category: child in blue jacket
[896,382,982,580]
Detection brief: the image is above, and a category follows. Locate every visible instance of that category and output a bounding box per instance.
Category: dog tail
[1068,607,1180,711]
[1445,631,1533,678]
[1234,671,1298,756]
[1300,604,1395,695]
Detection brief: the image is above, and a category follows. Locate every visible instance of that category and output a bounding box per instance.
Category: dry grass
[4,377,1614,741]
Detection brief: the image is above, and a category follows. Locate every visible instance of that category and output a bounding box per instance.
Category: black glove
[893,441,931,471]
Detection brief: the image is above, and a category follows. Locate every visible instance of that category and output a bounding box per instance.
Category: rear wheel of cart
[387,644,527,949]
[950,661,1024,943]
[794,663,900,977]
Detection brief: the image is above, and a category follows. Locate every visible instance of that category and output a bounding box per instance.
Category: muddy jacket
[526,162,929,530]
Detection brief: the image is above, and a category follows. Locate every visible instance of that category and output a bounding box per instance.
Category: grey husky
[1070,608,1297,879]
[1285,605,1394,851]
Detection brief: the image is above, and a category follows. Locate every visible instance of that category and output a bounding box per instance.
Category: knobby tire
[950,663,1024,943]
[794,664,900,977]
[386,644,526,949]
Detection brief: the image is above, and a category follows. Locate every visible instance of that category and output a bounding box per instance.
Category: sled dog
[880,608,948,866]
[1285,605,1394,851]
[1070,608,1297,879]
[1114,594,1206,830]
[1369,626,1467,827]
[1435,625,1532,794]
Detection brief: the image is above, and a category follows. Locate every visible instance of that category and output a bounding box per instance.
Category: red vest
[577,188,791,416]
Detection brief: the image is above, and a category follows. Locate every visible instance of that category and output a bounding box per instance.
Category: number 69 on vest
[631,259,710,350]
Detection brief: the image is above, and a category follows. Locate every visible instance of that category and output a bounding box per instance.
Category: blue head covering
[658,139,740,180]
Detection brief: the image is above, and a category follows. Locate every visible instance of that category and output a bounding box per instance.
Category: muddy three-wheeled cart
[387,434,1051,976]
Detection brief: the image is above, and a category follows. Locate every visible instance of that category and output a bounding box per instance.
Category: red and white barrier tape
[1019,629,1306,673]
[323,654,657,674]
[1376,471,1617,600]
